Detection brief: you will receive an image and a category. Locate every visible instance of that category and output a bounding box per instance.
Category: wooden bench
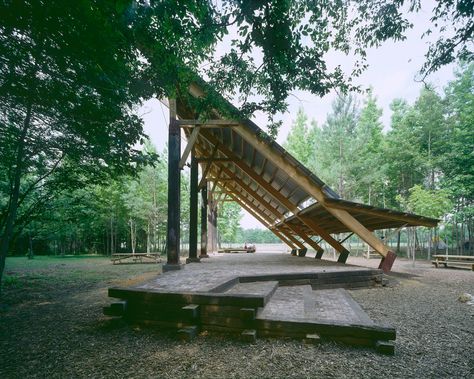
[111,253,162,264]
[218,247,256,254]
[432,255,474,271]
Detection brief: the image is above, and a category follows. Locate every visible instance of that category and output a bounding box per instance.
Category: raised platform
[104,253,395,353]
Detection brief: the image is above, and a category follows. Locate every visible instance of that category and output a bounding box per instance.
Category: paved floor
[111,252,392,345]
[259,286,375,326]
[138,252,375,292]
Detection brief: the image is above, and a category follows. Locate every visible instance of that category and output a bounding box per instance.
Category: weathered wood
[177,325,199,341]
[200,183,209,258]
[165,98,181,268]
[241,329,257,343]
[177,119,240,127]
[325,198,437,228]
[198,146,218,189]
[200,305,254,318]
[375,340,395,355]
[187,154,199,263]
[222,190,297,249]
[179,126,200,169]
[254,318,396,340]
[230,123,395,261]
[109,287,268,307]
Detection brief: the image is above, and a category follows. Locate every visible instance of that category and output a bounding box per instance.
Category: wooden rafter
[179,125,201,169]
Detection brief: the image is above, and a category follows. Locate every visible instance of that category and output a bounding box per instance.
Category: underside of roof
[174,81,438,258]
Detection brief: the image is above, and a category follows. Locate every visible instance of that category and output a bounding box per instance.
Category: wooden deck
[104,253,395,354]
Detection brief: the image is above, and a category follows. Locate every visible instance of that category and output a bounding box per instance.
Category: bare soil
[0,255,473,378]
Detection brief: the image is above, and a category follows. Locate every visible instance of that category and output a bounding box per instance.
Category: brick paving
[138,252,373,292]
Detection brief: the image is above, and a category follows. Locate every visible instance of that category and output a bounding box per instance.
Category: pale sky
[139,3,456,229]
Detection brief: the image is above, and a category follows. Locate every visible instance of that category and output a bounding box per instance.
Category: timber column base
[199,254,210,258]
[337,250,350,263]
[162,263,183,272]
[186,257,201,264]
[378,251,397,273]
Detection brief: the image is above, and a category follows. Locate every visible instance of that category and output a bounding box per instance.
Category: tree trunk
[427,228,432,261]
[0,104,32,295]
[146,220,151,254]
[28,232,34,260]
[396,230,401,254]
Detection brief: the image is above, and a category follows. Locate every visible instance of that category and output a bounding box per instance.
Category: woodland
[1,1,473,289]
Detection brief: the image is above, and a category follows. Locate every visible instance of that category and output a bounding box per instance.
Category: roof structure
[172,81,438,272]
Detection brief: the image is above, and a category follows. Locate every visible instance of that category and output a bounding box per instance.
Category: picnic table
[218,246,256,254]
[111,253,162,264]
[432,254,474,271]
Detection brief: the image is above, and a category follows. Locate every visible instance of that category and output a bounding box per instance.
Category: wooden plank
[324,198,438,228]
[188,154,199,260]
[254,318,396,340]
[109,287,267,307]
[179,126,200,169]
[166,98,181,267]
[198,145,218,189]
[196,131,345,253]
[231,124,393,259]
[177,119,240,127]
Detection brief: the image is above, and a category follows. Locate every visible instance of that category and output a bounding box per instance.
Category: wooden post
[200,182,209,258]
[187,153,200,263]
[164,98,182,271]
[208,190,218,254]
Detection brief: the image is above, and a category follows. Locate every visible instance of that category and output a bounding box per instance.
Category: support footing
[177,325,199,341]
[298,248,308,257]
[375,340,395,355]
[315,249,324,259]
[162,263,183,272]
[186,257,201,264]
[337,250,350,263]
[199,254,210,258]
[241,329,257,343]
[290,249,297,256]
[378,251,397,273]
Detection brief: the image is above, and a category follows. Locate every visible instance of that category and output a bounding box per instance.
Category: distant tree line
[283,63,473,255]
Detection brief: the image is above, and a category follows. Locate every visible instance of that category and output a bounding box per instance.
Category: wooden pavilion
[163,80,438,273]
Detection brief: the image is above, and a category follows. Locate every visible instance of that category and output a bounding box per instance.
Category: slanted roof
[175,80,438,253]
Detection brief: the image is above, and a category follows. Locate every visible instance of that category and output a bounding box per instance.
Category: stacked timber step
[104,268,394,354]
[238,269,385,290]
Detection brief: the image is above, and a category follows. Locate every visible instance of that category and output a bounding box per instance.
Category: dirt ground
[0,254,473,379]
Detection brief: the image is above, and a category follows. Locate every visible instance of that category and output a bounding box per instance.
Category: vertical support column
[207,190,218,254]
[164,98,182,272]
[199,181,209,258]
[187,153,200,263]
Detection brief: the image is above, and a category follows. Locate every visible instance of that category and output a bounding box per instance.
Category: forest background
[7,63,472,259]
[1,1,473,273]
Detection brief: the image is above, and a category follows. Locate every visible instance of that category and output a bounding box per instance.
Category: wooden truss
[166,83,438,273]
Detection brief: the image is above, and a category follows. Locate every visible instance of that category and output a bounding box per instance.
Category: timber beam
[178,119,240,127]
[207,164,324,253]
[230,124,396,270]
[198,131,328,255]
[223,191,297,249]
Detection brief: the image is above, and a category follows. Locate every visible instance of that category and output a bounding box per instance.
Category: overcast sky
[139,3,457,229]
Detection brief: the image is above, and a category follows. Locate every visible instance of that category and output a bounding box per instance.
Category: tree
[440,62,474,253]
[217,201,242,244]
[384,99,428,206]
[419,1,474,78]
[312,95,359,199]
[352,89,386,206]
[0,1,150,290]
[283,108,318,168]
